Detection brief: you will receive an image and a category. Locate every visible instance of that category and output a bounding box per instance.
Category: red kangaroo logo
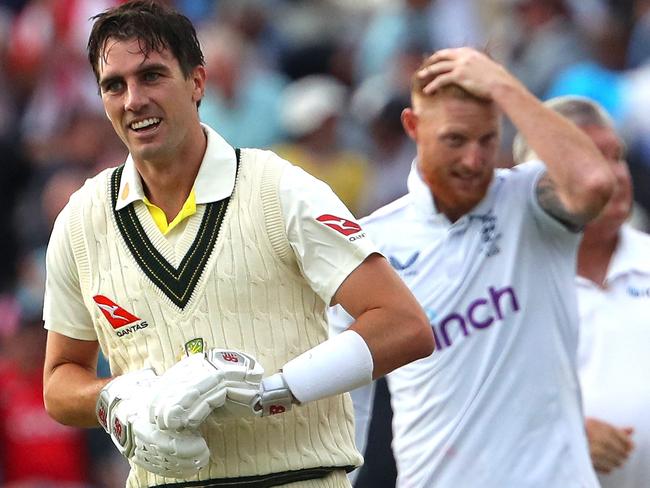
[316,214,362,236]
[93,295,140,329]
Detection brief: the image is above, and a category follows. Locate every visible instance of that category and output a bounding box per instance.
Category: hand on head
[415,47,516,101]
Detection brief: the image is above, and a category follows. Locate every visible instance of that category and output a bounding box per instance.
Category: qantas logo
[316,214,363,237]
[93,295,148,337]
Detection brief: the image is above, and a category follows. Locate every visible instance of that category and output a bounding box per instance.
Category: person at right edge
[515,95,650,488]
[329,47,615,487]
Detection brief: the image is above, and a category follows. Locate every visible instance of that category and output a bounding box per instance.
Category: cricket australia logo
[184,338,205,355]
[93,295,149,337]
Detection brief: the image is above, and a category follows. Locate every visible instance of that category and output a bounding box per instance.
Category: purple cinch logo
[431,286,520,350]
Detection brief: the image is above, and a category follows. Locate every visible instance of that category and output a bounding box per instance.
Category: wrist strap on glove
[256,372,295,416]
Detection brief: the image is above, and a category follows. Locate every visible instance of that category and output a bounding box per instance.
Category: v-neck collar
[109,149,240,309]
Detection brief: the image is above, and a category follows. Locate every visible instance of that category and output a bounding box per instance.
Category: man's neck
[136,129,207,223]
[577,229,619,287]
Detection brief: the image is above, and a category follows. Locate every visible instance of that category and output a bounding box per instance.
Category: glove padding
[149,353,229,431]
[206,349,294,417]
[96,369,209,478]
[203,349,293,417]
[255,372,295,416]
[206,349,265,417]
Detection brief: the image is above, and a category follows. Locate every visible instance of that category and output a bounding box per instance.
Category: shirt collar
[406,159,497,224]
[115,123,237,210]
[407,159,438,220]
[607,224,650,279]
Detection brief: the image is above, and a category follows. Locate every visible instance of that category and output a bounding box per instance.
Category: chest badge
[93,295,149,337]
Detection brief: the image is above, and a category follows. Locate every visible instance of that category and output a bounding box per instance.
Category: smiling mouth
[129,117,161,131]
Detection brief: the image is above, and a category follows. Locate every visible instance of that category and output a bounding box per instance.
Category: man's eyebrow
[137,62,171,74]
[99,62,172,88]
[99,74,122,90]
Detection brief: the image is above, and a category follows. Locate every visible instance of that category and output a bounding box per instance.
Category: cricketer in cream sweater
[43,122,432,487]
[43,3,432,486]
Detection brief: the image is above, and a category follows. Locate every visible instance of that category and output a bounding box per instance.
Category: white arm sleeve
[328,304,375,460]
[282,330,373,404]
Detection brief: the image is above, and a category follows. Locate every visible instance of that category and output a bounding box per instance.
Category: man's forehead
[99,37,171,68]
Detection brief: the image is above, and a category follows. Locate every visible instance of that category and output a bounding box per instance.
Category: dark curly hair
[87,0,204,83]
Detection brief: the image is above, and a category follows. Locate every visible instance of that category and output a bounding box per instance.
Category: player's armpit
[535,172,586,231]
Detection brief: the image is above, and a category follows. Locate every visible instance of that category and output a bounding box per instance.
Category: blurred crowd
[1,0,650,486]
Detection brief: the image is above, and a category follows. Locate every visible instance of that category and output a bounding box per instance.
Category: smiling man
[40,2,433,487]
[330,47,615,487]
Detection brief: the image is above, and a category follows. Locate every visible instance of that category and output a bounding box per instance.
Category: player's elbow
[43,385,68,425]
[571,164,616,221]
[43,376,83,427]
[403,306,435,360]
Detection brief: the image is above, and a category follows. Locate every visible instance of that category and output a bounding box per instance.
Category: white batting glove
[149,352,228,431]
[96,369,209,478]
[255,372,296,416]
[204,349,295,417]
[204,349,265,416]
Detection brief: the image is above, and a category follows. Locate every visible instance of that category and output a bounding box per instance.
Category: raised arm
[332,253,434,379]
[417,47,615,228]
[43,331,109,427]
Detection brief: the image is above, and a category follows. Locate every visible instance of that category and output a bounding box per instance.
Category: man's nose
[125,82,146,111]
[460,144,482,170]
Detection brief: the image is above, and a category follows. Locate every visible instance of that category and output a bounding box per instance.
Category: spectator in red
[0,313,89,487]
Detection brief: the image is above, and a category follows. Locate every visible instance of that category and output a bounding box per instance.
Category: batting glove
[96,369,209,478]
[149,352,229,431]
[205,349,295,417]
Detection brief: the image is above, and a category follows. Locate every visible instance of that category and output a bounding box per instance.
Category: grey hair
[512,95,615,164]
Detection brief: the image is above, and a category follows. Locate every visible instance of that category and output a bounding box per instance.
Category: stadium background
[1,0,649,486]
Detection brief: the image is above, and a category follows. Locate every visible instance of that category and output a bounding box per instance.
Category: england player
[330,48,615,487]
[515,95,650,488]
[41,2,433,487]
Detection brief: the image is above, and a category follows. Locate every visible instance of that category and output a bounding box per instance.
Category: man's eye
[445,135,464,147]
[480,134,497,147]
[104,81,124,93]
[144,72,160,82]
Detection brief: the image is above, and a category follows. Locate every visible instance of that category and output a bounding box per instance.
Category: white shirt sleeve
[279,164,378,305]
[43,205,96,340]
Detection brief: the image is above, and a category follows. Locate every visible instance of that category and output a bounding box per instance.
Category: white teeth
[130,118,160,130]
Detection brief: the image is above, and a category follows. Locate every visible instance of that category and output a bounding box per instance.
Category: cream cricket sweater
[67,148,361,487]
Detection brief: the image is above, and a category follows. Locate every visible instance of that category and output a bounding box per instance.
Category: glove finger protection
[96,368,158,457]
[96,369,209,478]
[150,353,228,430]
[131,416,210,478]
[205,349,294,417]
[205,349,265,416]
[255,372,295,416]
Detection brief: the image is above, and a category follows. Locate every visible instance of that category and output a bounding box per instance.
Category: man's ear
[401,107,417,141]
[191,65,207,103]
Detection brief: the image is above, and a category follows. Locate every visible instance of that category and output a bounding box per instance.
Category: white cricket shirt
[330,160,598,487]
[577,224,650,488]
